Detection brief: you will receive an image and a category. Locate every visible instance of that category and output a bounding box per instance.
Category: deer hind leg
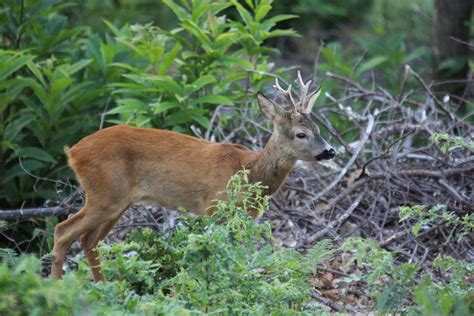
[80,211,126,282]
[50,202,121,279]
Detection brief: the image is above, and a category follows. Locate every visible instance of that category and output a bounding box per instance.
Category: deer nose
[316,148,336,160]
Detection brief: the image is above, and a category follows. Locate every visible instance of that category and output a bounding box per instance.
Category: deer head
[257,71,335,162]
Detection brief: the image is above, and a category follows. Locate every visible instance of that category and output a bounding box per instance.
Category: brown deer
[50,71,335,282]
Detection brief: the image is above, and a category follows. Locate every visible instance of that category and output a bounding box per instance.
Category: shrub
[341,237,473,315]
[1,170,335,314]
[106,0,298,131]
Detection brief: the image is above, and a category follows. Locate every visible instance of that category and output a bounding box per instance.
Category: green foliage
[315,0,433,94]
[1,170,334,314]
[0,1,112,206]
[399,204,473,242]
[431,133,474,154]
[2,199,471,314]
[0,255,90,315]
[83,170,335,313]
[412,254,473,316]
[341,237,473,315]
[107,0,297,130]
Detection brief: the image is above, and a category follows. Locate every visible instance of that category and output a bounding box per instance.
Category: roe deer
[50,71,335,281]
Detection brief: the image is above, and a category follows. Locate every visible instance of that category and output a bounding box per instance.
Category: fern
[0,248,18,266]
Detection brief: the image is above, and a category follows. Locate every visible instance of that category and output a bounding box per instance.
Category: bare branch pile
[214,69,473,266]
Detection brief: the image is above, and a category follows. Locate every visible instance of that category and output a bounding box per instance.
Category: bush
[106,0,298,131]
[0,255,90,315]
[1,170,335,314]
[341,237,473,315]
[1,172,471,314]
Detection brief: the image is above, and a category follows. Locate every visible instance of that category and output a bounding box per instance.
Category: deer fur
[50,72,335,282]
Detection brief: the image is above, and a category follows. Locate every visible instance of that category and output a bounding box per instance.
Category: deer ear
[303,87,321,114]
[257,92,284,121]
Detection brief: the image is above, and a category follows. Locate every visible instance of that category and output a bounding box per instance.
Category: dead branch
[0,205,78,220]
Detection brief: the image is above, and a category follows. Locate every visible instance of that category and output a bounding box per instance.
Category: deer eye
[296,133,306,139]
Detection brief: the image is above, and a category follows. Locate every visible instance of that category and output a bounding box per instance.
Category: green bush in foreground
[1,170,472,315]
[0,255,89,315]
[1,170,334,315]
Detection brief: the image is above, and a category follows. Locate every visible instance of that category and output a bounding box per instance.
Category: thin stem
[15,0,25,49]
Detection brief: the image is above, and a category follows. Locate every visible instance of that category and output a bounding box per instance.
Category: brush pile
[255,70,474,265]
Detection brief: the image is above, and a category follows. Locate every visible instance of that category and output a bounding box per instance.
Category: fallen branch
[0,205,78,220]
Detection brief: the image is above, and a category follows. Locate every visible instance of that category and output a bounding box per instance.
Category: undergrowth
[1,170,472,315]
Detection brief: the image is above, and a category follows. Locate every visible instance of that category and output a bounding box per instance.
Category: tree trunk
[433,0,473,95]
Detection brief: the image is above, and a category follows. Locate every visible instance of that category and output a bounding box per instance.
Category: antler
[296,70,311,111]
[274,71,321,114]
[273,78,298,113]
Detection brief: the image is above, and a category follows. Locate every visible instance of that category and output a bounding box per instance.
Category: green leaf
[4,160,45,183]
[355,56,389,77]
[163,0,188,21]
[115,38,145,56]
[215,32,240,49]
[122,74,153,87]
[16,147,57,163]
[159,42,182,75]
[3,114,35,143]
[264,14,298,26]
[150,46,165,67]
[0,93,12,112]
[107,98,147,114]
[221,56,253,68]
[193,95,233,105]
[108,62,142,74]
[191,2,210,22]
[86,35,105,71]
[0,54,35,82]
[66,59,93,76]
[403,46,430,63]
[255,5,272,22]
[145,75,183,95]
[165,111,192,126]
[233,1,253,26]
[150,101,180,114]
[412,222,422,236]
[208,2,233,15]
[102,19,120,36]
[190,113,209,127]
[189,110,210,128]
[181,20,211,46]
[261,29,300,40]
[26,61,46,87]
[191,75,217,91]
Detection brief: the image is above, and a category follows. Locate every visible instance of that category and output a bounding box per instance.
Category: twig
[449,36,474,49]
[359,130,416,178]
[309,114,374,202]
[405,66,455,120]
[307,192,364,242]
[309,291,345,312]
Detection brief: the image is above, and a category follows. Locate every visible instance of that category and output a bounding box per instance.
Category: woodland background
[0,0,473,314]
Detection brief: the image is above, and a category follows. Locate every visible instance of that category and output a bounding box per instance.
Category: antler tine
[296,70,312,111]
[274,78,298,113]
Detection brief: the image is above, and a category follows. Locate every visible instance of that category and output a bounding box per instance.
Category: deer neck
[249,134,296,196]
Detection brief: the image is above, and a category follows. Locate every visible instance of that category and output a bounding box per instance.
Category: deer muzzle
[316,148,336,161]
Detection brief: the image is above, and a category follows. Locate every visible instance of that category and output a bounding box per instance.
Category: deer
[50,71,336,282]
